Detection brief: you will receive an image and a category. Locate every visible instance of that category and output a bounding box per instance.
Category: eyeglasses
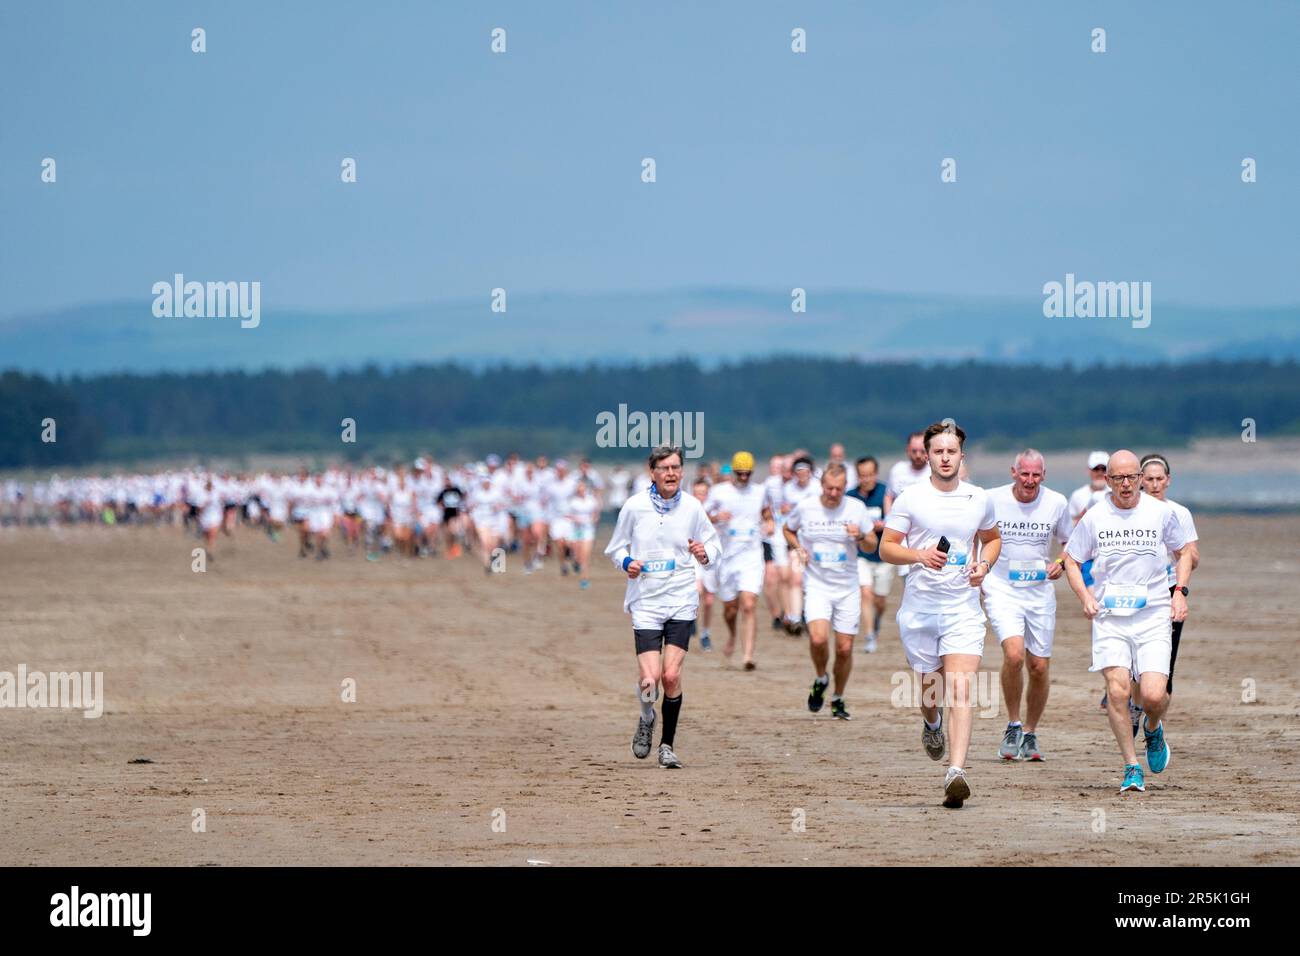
[653,464,683,473]
[1108,473,1140,484]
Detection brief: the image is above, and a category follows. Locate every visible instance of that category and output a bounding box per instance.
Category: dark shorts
[634,619,693,655]
[1168,586,1185,692]
[762,541,774,563]
[443,508,460,522]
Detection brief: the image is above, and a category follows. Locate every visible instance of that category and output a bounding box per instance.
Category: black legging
[1167,586,1183,694]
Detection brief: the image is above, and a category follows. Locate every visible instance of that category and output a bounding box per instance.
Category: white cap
[1087,451,1109,469]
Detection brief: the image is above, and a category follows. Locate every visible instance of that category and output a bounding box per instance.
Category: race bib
[1009,559,1047,587]
[945,546,969,568]
[1165,563,1176,588]
[728,525,758,539]
[812,547,848,567]
[640,550,677,575]
[864,507,883,523]
[1102,583,1148,616]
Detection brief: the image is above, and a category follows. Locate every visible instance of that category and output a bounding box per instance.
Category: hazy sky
[3,0,1297,316]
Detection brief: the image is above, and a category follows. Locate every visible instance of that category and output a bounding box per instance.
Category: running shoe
[1098,691,1108,713]
[1120,763,1145,793]
[831,698,851,720]
[998,724,1024,761]
[1143,720,1170,773]
[942,767,970,808]
[923,713,946,760]
[631,716,655,759]
[861,632,877,654]
[700,630,713,652]
[579,579,589,590]
[743,661,757,671]
[807,676,829,712]
[658,743,682,769]
[1019,731,1044,761]
[771,616,783,632]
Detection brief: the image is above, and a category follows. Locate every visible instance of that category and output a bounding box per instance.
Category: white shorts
[696,560,720,594]
[984,593,1057,658]
[571,523,595,542]
[307,509,333,534]
[419,508,443,528]
[549,518,574,540]
[1090,610,1172,678]
[804,587,860,635]
[631,603,697,631]
[857,558,896,597]
[718,550,763,602]
[896,602,986,674]
[766,533,789,568]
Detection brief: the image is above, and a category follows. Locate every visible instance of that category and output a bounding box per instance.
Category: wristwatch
[1174,586,1189,597]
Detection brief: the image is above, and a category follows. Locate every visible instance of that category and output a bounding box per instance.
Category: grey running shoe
[999,723,1024,761]
[922,713,946,761]
[1129,700,1144,739]
[942,766,971,808]
[1019,731,1044,761]
[658,743,683,769]
[631,716,655,759]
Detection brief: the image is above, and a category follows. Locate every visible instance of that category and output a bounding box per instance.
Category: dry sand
[1,515,1297,866]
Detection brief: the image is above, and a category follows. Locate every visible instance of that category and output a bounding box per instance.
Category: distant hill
[3,290,1298,375]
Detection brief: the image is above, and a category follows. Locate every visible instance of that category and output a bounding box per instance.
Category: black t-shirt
[438,485,464,512]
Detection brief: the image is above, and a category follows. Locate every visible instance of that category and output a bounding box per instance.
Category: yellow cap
[731,451,755,472]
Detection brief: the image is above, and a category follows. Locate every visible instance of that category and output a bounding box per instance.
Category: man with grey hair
[1064,450,1191,794]
[605,446,721,769]
[982,449,1071,762]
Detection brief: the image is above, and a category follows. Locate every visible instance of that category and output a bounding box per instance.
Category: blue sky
[2,0,1297,316]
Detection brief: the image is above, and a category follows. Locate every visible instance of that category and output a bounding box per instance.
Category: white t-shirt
[782,478,819,513]
[567,493,600,530]
[1163,498,1198,587]
[887,460,931,499]
[705,482,767,557]
[982,484,1071,607]
[604,491,722,615]
[787,495,871,594]
[1065,492,1189,618]
[885,479,997,612]
[1069,483,1106,523]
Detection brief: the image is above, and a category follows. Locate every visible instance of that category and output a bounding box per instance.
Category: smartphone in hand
[937,536,950,554]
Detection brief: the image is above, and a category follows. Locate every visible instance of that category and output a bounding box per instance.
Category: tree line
[1,358,1295,468]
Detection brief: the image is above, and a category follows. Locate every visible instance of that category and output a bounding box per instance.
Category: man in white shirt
[1069,451,1110,526]
[605,446,721,769]
[880,421,1001,809]
[982,450,1071,762]
[704,451,772,670]
[785,463,875,720]
[780,456,820,634]
[1064,450,1191,795]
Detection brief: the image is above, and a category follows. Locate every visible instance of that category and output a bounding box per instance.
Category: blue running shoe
[1144,720,1170,773]
[700,630,713,652]
[1120,763,1145,793]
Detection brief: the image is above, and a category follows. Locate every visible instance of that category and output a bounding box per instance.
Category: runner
[690,476,718,650]
[605,446,721,769]
[885,432,931,510]
[1064,450,1191,794]
[1139,454,1200,695]
[847,455,890,653]
[761,455,789,633]
[1069,451,1110,526]
[981,450,1071,761]
[785,463,875,719]
[565,479,601,589]
[879,421,1001,808]
[780,456,820,634]
[704,451,771,670]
